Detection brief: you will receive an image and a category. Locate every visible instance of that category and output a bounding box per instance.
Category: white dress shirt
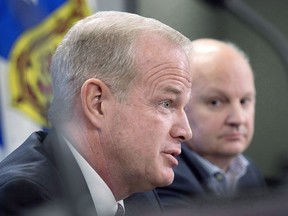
[65,138,124,216]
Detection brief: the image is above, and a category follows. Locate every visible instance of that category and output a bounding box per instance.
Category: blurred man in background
[157,38,267,211]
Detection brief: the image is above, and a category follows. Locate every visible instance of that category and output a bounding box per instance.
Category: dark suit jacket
[0,130,163,216]
[156,144,267,211]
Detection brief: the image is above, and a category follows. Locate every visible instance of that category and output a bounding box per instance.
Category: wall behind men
[138,0,288,178]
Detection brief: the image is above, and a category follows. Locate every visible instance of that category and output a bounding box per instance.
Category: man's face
[186,50,255,165]
[106,34,193,192]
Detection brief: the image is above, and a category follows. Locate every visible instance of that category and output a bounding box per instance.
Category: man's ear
[80,78,112,127]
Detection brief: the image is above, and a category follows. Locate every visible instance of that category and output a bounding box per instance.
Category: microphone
[199,0,288,76]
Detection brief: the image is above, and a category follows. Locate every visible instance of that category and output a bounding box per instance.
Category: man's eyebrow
[162,86,183,95]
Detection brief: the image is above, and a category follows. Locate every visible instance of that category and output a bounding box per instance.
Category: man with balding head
[156,38,267,210]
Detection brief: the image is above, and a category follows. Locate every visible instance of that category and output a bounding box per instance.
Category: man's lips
[163,148,181,166]
[219,133,245,141]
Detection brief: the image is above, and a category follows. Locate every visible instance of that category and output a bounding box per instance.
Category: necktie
[115,203,125,216]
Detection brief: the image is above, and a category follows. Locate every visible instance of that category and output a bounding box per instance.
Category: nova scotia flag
[0,0,93,160]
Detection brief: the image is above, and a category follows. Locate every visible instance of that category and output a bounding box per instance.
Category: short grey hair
[48,11,191,124]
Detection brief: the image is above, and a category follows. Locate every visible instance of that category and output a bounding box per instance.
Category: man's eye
[240,98,252,106]
[210,100,221,106]
[161,100,171,108]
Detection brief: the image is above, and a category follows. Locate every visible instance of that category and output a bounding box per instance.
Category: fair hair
[48,11,191,124]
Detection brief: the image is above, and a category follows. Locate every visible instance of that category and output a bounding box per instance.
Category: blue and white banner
[0,0,96,160]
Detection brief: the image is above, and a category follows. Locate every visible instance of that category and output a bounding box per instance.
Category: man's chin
[157,172,175,187]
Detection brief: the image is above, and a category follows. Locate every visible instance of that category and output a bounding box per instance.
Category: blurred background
[1,0,288,182]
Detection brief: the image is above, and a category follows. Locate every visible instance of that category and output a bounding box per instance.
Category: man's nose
[226,103,246,126]
[171,111,192,142]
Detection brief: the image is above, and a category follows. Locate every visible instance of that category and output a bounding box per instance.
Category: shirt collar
[191,151,249,178]
[64,138,124,216]
[191,151,222,176]
[227,154,249,177]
